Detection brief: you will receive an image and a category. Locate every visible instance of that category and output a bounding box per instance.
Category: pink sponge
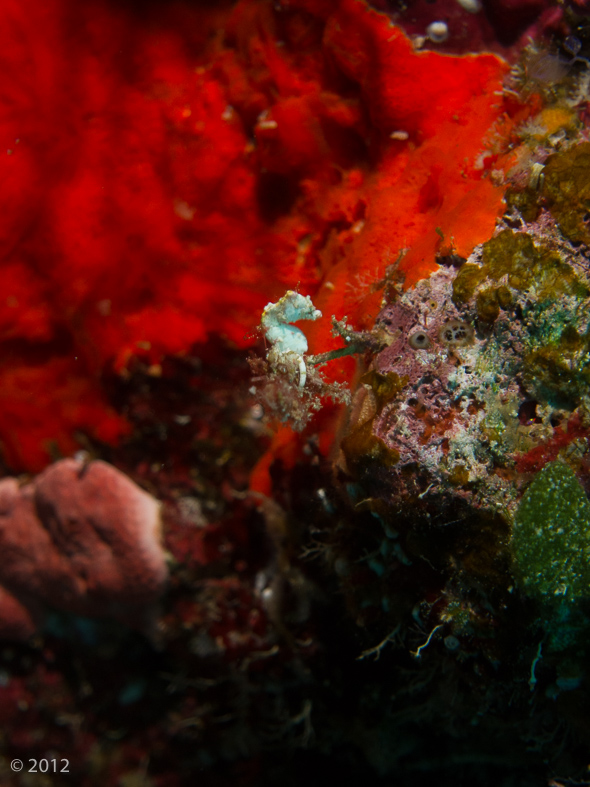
[0,458,167,639]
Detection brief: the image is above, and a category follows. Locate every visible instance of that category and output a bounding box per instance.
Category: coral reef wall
[1,0,590,786]
[0,0,512,471]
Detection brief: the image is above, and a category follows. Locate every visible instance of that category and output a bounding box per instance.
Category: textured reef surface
[2,0,590,785]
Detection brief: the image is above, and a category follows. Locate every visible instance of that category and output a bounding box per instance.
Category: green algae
[504,186,540,224]
[520,297,590,408]
[523,342,590,408]
[482,230,538,289]
[542,142,590,245]
[504,142,590,244]
[451,227,590,407]
[512,461,590,602]
[452,263,486,306]
[474,285,513,324]
[452,229,588,308]
[511,460,590,659]
[360,370,407,412]
[452,229,540,303]
[475,287,501,324]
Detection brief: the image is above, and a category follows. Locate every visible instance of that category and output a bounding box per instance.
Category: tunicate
[408,330,431,350]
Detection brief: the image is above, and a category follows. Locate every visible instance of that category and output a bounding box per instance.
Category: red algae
[0,0,513,470]
[515,416,590,475]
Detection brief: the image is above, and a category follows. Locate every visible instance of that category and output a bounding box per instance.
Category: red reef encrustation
[0,457,167,639]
